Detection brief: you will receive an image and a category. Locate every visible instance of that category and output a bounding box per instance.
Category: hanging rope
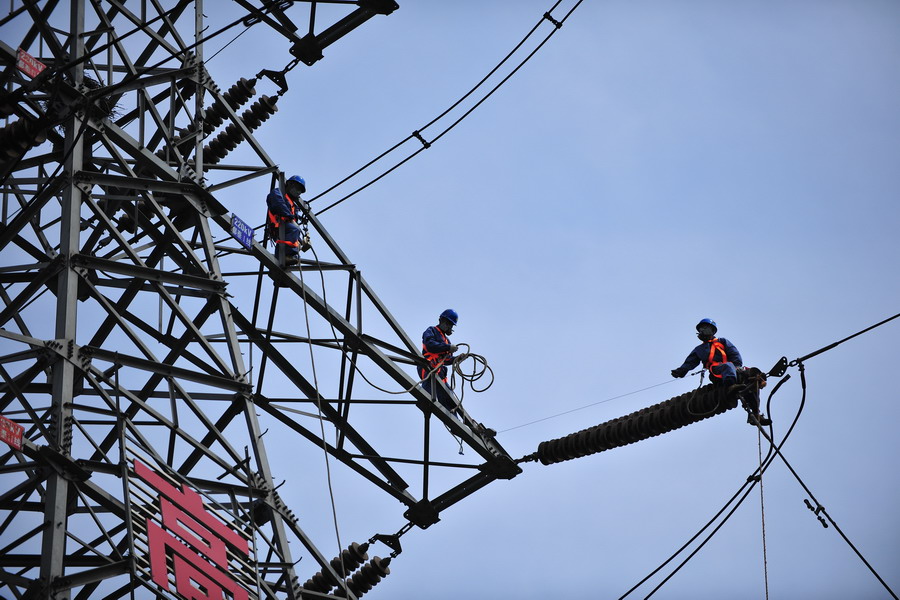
[757,428,770,600]
[618,372,797,599]
[294,259,346,590]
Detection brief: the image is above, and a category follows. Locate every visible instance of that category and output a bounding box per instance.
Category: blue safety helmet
[285,175,306,196]
[696,318,717,334]
[439,309,458,326]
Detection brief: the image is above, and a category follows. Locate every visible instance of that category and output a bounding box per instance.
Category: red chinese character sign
[131,460,255,600]
[15,48,46,78]
[0,414,24,450]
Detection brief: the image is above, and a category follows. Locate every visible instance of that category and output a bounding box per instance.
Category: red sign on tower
[16,48,46,78]
[0,414,24,450]
[134,461,252,600]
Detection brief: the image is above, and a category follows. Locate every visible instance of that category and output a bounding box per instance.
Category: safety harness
[267,193,299,249]
[421,327,451,382]
[705,337,728,379]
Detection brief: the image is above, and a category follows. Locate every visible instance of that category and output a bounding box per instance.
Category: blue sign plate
[230,214,254,250]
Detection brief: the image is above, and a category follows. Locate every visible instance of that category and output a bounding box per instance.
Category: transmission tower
[0,2,519,599]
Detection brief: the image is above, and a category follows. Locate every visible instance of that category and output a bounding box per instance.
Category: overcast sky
[196,1,900,599]
[7,1,898,598]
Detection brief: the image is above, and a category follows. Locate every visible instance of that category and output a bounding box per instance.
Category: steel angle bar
[83,346,250,393]
[428,471,497,515]
[90,119,191,183]
[0,347,45,365]
[0,554,116,568]
[101,0,191,59]
[304,208,419,355]
[87,64,196,98]
[72,253,225,293]
[78,177,209,273]
[88,277,212,299]
[84,365,252,473]
[0,176,67,250]
[0,258,65,328]
[175,396,243,475]
[21,0,67,60]
[206,165,279,192]
[72,240,238,381]
[73,273,228,384]
[230,305,412,491]
[0,475,42,509]
[311,2,400,62]
[53,559,130,591]
[253,395,416,507]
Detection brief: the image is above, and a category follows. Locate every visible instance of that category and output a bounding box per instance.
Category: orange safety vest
[421,327,451,382]
[705,338,728,379]
[267,194,299,248]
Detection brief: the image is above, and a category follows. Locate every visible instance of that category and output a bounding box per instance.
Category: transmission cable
[312,0,584,216]
[306,0,561,207]
[789,310,900,366]
[499,376,688,434]
[755,367,898,600]
[618,374,795,599]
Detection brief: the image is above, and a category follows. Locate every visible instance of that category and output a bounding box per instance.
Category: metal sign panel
[16,48,46,78]
[0,414,24,450]
[230,214,254,250]
[127,450,258,600]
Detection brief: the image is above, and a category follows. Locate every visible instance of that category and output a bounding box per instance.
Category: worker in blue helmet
[419,309,460,413]
[266,175,307,266]
[670,318,743,386]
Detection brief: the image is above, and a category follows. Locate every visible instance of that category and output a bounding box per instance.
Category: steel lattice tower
[0,2,520,599]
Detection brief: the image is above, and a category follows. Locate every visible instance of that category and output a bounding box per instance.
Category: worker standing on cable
[670,318,742,387]
[419,309,460,413]
[266,175,306,266]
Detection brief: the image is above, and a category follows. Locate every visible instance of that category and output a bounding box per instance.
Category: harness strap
[706,338,728,379]
[422,327,451,382]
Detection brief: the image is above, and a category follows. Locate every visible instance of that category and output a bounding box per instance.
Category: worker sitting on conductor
[671,318,771,425]
[671,318,741,387]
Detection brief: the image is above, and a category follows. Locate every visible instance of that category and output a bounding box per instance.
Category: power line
[791,310,900,366]
[499,378,680,434]
[311,0,584,216]
[618,374,797,599]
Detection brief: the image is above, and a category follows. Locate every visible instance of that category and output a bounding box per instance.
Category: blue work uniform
[419,325,457,412]
[673,337,743,385]
[266,187,301,259]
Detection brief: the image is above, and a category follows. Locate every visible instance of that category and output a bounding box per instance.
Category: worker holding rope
[419,309,461,414]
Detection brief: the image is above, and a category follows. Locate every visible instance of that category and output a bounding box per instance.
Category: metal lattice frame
[0,2,520,598]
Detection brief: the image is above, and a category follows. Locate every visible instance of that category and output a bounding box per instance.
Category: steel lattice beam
[0,2,519,599]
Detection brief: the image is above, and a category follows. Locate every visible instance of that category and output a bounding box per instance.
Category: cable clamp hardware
[543,12,562,29]
[411,130,431,149]
[804,498,828,528]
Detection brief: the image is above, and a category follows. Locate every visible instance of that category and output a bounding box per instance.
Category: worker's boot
[474,422,496,438]
[747,411,772,426]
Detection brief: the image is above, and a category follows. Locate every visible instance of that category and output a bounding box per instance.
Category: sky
[6,1,900,599]
[208,1,900,599]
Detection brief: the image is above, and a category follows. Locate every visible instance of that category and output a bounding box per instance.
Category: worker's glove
[449,345,459,353]
[671,369,685,378]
